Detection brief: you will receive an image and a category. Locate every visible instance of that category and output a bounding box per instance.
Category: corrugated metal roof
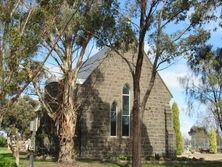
[46,47,110,85]
[77,47,110,83]
[45,75,60,85]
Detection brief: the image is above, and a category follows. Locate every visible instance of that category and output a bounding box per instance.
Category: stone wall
[76,50,175,160]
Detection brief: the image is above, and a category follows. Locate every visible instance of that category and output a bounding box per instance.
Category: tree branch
[20,8,33,37]
[9,5,79,105]
[31,79,56,120]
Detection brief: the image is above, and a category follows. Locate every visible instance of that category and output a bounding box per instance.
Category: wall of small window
[110,84,130,137]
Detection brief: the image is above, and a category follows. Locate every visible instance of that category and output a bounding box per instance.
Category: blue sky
[158,59,198,139]
[157,25,222,139]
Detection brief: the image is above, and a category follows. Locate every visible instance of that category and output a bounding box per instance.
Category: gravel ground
[180,150,222,161]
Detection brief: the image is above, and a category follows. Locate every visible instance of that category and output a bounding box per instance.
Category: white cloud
[159,62,190,92]
[158,60,202,138]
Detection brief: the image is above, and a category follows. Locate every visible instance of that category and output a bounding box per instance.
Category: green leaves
[209,128,217,154]
[184,45,222,131]
[1,96,37,138]
[0,1,43,101]
[162,0,191,23]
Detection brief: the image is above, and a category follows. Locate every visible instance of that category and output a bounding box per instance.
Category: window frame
[122,84,130,137]
[110,102,117,137]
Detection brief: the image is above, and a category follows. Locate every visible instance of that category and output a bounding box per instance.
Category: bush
[0,135,7,147]
[209,129,217,154]
[117,155,127,161]
[172,102,184,155]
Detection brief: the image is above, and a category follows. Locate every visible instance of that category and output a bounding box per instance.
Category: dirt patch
[179,150,222,161]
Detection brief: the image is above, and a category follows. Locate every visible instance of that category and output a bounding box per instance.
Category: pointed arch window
[110,102,117,136]
[122,84,130,136]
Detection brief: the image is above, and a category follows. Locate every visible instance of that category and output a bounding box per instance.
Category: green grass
[0,147,17,167]
[143,163,222,167]
[1,147,222,167]
[0,147,10,154]
[19,159,121,167]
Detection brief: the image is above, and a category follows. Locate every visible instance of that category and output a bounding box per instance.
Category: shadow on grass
[79,159,125,167]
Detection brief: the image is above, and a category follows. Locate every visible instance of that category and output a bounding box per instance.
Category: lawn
[1,147,222,167]
[0,147,17,167]
[143,163,222,167]
[19,161,222,167]
[0,147,10,154]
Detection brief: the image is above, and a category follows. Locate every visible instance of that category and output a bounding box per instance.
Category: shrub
[209,128,217,154]
[172,102,184,155]
[117,155,127,161]
[0,135,7,147]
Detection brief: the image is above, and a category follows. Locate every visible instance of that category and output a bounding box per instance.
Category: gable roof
[76,47,173,97]
[77,47,110,84]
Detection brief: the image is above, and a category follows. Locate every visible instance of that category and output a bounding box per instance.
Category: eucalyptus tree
[106,1,219,166]
[0,0,45,125]
[30,0,120,163]
[183,46,222,132]
[1,96,37,138]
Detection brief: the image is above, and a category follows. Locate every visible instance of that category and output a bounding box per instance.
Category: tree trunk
[15,149,19,167]
[56,37,89,164]
[132,83,141,167]
[15,140,20,166]
[131,1,148,166]
[58,129,75,164]
[57,104,77,164]
[132,36,144,167]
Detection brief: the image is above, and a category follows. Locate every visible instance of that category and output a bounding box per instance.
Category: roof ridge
[77,47,110,84]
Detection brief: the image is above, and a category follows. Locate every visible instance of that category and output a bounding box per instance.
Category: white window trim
[110,102,117,137]
[122,86,130,137]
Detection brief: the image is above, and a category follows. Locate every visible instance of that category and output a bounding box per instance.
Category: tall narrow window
[111,102,117,136]
[122,85,130,136]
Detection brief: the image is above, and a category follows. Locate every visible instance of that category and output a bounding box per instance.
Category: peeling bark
[56,38,89,164]
[58,105,76,163]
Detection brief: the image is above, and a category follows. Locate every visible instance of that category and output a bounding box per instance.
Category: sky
[157,25,222,139]
[158,58,200,139]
